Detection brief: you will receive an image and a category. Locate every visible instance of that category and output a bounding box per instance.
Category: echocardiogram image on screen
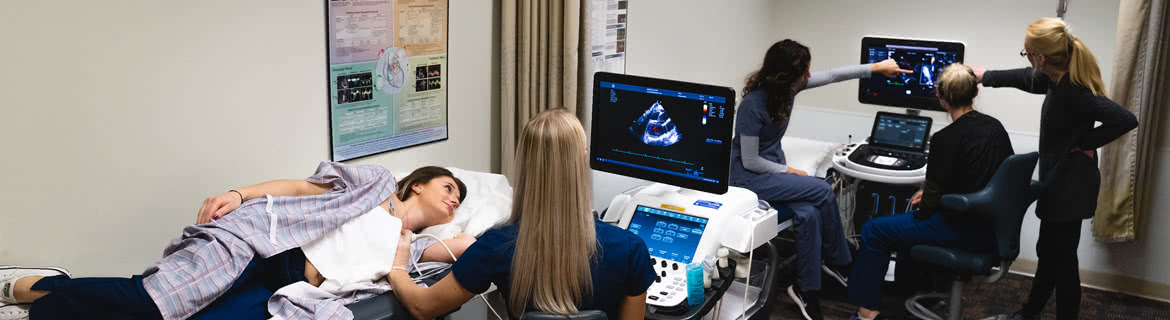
[630,101,683,147]
[858,37,965,111]
[591,72,736,194]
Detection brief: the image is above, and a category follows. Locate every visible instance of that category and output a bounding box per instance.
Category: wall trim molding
[1010,259,1170,303]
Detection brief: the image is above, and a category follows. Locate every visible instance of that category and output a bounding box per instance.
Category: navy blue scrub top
[730,89,790,185]
[451,219,657,318]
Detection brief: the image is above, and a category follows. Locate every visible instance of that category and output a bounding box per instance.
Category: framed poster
[590,0,626,73]
[326,0,449,161]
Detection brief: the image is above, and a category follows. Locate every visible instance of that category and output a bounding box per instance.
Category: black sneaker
[822,264,849,288]
[848,312,892,320]
[787,285,824,320]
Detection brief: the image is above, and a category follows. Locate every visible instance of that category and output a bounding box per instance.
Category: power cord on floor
[413,234,504,320]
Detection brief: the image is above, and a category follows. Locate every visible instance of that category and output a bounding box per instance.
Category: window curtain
[499,0,591,179]
[1093,0,1169,242]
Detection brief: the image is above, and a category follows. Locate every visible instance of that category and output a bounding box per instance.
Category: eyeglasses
[1019,49,1042,58]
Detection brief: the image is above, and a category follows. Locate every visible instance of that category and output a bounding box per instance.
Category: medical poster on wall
[327,0,449,161]
[590,0,626,73]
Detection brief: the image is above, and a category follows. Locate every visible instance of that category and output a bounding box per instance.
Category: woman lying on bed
[1,164,476,320]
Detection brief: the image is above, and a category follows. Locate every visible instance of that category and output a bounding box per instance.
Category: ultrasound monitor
[590,72,737,194]
[858,36,965,111]
[869,111,932,151]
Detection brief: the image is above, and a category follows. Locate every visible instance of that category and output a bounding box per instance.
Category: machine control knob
[756,200,771,210]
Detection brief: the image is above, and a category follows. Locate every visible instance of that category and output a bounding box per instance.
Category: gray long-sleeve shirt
[731,64,871,183]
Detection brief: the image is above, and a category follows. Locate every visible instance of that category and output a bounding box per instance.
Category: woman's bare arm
[619,293,648,320]
[390,229,476,319]
[197,180,332,223]
[421,233,476,263]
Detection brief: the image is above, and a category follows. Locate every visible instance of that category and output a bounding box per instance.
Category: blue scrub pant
[846,212,994,310]
[739,172,851,291]
[29,248,308,320]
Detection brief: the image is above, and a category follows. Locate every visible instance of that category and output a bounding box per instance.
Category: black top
[918,110,1015,220]
[982,68,1138,221]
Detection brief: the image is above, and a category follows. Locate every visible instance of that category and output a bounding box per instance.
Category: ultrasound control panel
[848,144,927,170]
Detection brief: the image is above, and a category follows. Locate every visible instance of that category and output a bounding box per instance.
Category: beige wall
[0,0,499,277]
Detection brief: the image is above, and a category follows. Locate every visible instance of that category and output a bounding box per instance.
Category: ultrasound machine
[831,36,965,228]
[591,72,783,315]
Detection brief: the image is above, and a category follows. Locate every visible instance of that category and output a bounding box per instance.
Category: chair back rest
[938,152,1039,261]
[522,310,608,320]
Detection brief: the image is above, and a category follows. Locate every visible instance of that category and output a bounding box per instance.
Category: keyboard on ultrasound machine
[848,144,927,171]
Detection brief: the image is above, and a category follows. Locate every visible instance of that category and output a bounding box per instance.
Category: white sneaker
[0,304,28,320]
[0,266,70,305]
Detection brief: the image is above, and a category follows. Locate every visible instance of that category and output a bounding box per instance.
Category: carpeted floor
[765,271,1170,320]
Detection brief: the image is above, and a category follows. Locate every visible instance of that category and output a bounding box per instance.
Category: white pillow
[395,167,514,240]
[781,136,840,177]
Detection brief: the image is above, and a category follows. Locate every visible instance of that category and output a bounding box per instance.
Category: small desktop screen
[590,72,737,194]
[858,37,965,111]
[869,112,932,151]
[627,205,708,263]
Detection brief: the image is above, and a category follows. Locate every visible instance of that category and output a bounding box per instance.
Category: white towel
[301,206,402,291]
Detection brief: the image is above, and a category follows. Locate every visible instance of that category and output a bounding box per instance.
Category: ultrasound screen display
[858,37,965,111]
[870,112,931,150]
[590,72,736,194]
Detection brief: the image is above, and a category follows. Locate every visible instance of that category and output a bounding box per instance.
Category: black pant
[30,248,308,320]
[1022,220,1082,319]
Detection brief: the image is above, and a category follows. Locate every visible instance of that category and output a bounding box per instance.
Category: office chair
[904,152,1040,320]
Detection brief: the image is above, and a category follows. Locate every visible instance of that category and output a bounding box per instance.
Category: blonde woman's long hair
[1026,17,1107,96]
[508,109,596,315]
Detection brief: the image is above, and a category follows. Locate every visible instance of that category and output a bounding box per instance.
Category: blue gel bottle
[686,261,705,306]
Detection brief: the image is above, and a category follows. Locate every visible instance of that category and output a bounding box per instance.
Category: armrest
[939,186,997,216]
[939,194,972,212]
[1030,180,1046,197]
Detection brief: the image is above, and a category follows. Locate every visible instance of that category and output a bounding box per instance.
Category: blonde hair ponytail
[508,109,596,315]
[937,63,979,108]
[1068,37,1107,96]
[1026,18,1107,96]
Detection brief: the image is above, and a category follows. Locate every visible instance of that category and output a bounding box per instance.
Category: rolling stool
[904,153,1040,320]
